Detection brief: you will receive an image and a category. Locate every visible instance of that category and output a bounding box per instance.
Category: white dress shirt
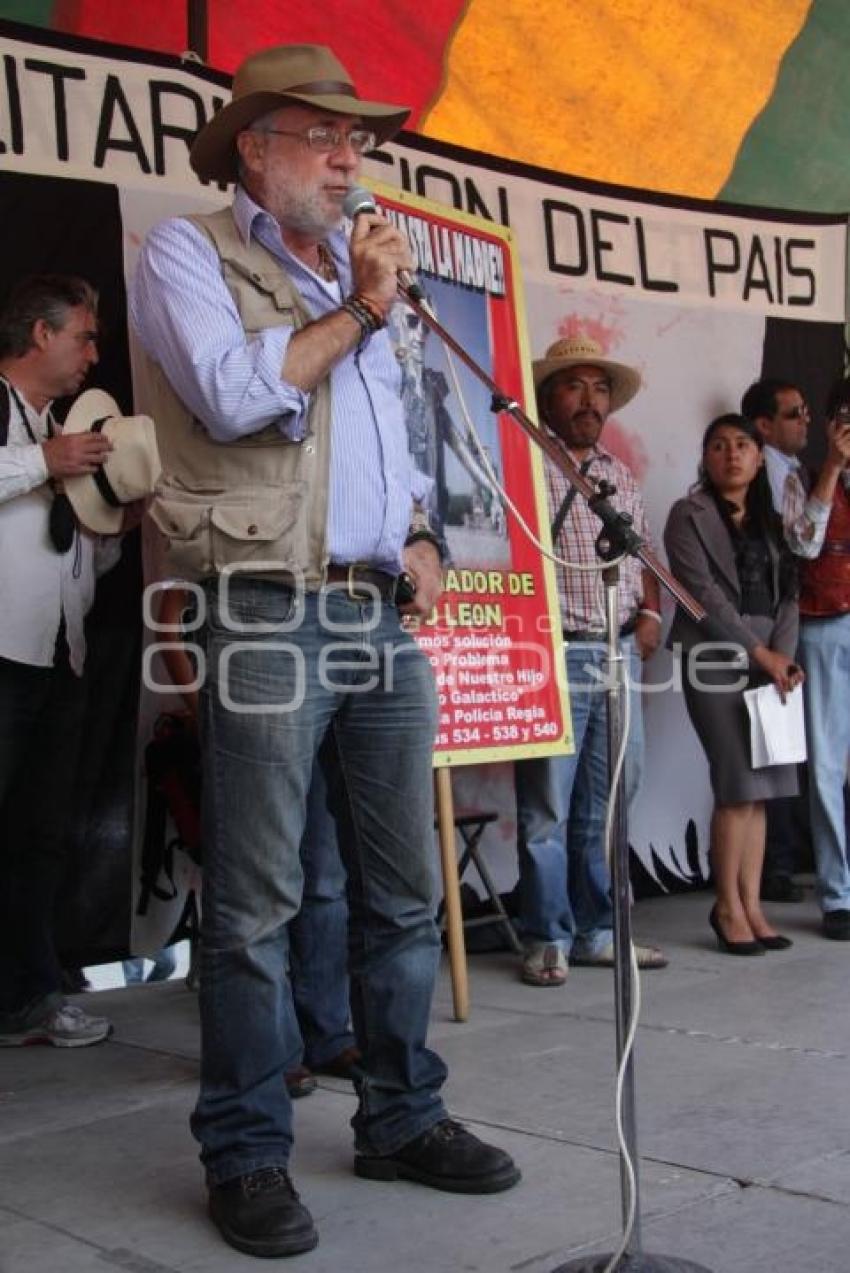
[0,378,118,675]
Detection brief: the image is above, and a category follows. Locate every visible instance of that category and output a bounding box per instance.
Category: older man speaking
[131,43,519,1261]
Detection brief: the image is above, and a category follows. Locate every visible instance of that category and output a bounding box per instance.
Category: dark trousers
[764,787,809,880]
[0,645,87,1014]
[762,771,850,882]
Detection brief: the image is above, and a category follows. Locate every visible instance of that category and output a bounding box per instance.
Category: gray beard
[274,186,345,237]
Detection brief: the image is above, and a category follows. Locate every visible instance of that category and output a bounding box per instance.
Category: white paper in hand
[744,683,807,768]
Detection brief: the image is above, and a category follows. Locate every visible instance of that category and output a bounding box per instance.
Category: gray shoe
[0,998,112,1048]
[570,940,668,969]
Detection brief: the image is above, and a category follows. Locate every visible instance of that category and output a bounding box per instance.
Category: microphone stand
[397,283,712,1273]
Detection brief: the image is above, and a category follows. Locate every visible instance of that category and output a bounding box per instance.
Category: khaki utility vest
[138,207,332,586]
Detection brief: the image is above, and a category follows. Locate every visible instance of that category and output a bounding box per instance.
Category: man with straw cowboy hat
[514,335,667,988]
[131,43,519,1259]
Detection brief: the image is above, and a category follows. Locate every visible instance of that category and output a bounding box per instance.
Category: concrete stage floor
[1,884,849,1272]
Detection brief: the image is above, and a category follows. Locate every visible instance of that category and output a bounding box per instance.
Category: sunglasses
[778,405,809,420]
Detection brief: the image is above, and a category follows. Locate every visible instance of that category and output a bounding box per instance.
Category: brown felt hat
[533,336,642,412]
[190,44,410,183]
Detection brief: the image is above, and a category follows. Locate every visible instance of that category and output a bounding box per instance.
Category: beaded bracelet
[340,299,371,348]
[351,292,387,329]
[340,292,387,342]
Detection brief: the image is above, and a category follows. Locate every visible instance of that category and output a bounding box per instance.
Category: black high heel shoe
[709,906,765,956]
[756,933,793,951]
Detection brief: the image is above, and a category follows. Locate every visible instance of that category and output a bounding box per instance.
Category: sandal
[521,943,568,987]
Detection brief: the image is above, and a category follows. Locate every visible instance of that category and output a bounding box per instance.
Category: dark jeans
[290,741,356,1068]
[0,646,88,1014]
[191,580,447,1183]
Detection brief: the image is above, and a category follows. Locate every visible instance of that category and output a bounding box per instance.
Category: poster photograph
[373,182,571,767]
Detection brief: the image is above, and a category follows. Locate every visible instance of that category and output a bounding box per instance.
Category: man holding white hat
[515,336,667,987]
[0,273,157,1051]
[131,41,518,1262]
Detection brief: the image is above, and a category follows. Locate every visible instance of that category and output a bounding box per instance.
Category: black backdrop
[0,169,141,965]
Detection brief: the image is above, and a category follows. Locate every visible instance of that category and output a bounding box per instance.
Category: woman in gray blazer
[664,414,804,955]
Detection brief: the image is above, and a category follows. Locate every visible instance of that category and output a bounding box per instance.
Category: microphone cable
[438,324,644,1266]
[401,306,645,1266]
[599,664,640,1273]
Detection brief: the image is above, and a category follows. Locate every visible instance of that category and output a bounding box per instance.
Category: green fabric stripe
[720,0,850,212]
[1,1,56,25]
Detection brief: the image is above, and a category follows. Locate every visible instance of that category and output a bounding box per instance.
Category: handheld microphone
[342,186,426,302]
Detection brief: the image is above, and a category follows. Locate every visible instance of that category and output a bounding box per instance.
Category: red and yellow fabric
[19,0,850,211]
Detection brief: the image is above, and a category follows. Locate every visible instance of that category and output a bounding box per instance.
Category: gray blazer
[663,489,798,658]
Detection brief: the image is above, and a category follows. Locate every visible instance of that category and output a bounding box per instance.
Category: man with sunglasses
[742,378,850,909]
[745,377,850,936]
[744,380,809,536]
[131,43,519,1261]
[743,378,850,553]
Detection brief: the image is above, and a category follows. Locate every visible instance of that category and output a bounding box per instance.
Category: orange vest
[799,479,850,617]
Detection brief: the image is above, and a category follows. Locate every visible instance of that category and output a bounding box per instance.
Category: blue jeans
[191,578,447,1183]
[123,945,178,984]
[798,616,850,912]
[290,740,356,1067]
[515,637,644,956]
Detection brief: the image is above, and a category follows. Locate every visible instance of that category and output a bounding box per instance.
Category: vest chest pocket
[148,496,212,581]
[238,297,297,332]
[149,487,306,581]
[209,488,306,574]
[224,261,301,334]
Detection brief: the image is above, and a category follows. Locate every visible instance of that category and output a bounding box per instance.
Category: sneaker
[354,1118,521,1193]
[0,998,112,1048]
[521,943,568,986]
[570,941,668,969]
[208,1166,318,1257]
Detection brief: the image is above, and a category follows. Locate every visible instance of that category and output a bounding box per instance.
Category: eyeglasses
[253,125,377,155]
[779,405,809,420]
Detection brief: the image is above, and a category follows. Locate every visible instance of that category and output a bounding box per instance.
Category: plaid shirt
[546,440,654,631]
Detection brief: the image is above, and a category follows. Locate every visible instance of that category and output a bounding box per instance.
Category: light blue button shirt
[762,442,832,558]
[763,444,802,514]
[130,186,430,574]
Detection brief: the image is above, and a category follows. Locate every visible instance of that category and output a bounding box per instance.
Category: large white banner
[2,21,846,901]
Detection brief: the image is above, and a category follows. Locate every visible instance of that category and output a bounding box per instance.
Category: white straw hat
[62,389,161,534]
[533,337,641,412]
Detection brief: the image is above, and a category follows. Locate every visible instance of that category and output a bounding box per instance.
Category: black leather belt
[325,564,414,603]
[563,616,637,642]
